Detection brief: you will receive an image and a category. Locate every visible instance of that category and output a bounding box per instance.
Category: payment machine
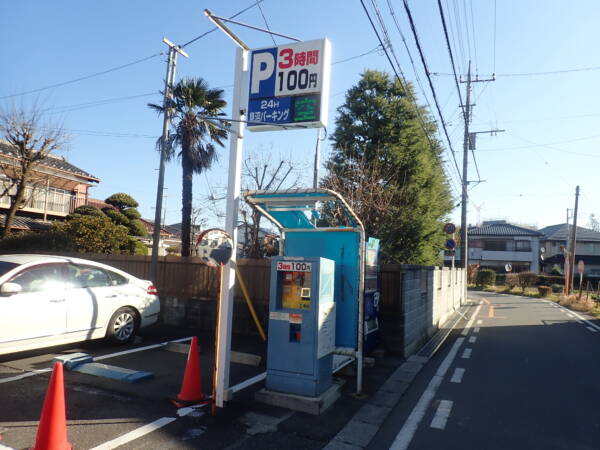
[266,256,336,396]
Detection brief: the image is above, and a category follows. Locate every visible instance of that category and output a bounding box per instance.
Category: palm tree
[149,78,228,256]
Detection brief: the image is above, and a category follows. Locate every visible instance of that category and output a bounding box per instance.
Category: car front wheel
[106,307,138,344]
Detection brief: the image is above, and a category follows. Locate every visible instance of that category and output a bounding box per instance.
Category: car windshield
[0,261,19,277]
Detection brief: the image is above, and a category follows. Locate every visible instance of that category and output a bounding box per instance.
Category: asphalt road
[369,290,600,450]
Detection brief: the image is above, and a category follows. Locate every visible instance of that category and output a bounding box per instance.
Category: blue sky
[1,1,599,230]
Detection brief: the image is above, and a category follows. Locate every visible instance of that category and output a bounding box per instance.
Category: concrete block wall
[401,266,466,357]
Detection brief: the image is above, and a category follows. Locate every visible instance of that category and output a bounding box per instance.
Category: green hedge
[476,269,496,287]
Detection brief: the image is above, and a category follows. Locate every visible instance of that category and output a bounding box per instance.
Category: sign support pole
[215,46,248,408]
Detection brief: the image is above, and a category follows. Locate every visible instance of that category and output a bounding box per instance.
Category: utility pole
[151,38,188,284]
[567,186,580,295]
[459,61,497,269]
[313,129,321,189]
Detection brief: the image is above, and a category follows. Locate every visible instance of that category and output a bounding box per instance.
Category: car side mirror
[1,282,22,296]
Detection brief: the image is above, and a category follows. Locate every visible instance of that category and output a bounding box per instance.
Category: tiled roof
[0,214,52,231]
[538,223,600,242]
[0,141,99,182]
[469,222,542,237]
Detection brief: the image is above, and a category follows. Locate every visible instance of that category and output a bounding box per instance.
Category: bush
[551,283,563,293]
[122,208,142,220]
[537,274,564,286]
[495,274,506,285]
[506,273,519,289]
[105,193,139,209]
[53,215,133,254]
[71,205,104,218]
[538,285,551,297]
[0,230,73,252]
[133,240,148,255]
[517,271,538,293]
[126,219,147,237]
[476,269,496,287]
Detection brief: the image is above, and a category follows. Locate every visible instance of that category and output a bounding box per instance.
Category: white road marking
[542,299,600,332]
[94,336,193,361]
[586,326,598,333]
[461,348,472,359]
[229,372,266,394]
[450,368,465,383]
[389,337,467,450]
[576,320,584,324]
[89,417,176,450]
[476,319,482,325]
[0,368,52,384]
[430,400,454,430]
[468,336,477,344]
[474,327,480,333]
[461,300,484,336]
[90,406,200,450]
[0,337,194,385]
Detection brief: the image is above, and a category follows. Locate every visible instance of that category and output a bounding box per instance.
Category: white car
[0,254,160,355]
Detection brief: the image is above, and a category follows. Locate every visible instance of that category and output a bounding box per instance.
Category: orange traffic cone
[34,362,71,450]
[171,336,204,407]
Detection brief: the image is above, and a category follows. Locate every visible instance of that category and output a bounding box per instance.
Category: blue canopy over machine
[244,189,365,356]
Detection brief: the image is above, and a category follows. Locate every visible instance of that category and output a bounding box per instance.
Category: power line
[462,0,472,64]
[180,0,264,48]
[493,0,497,73]
[369,0,408,80]
[400,0,463,182]
[451,0,467,71]
[332,46,382,65]
[0,54,162,100]
[255,0,277,46]
[40,92,158,114]
[437,0,465,114]
[469,0,478,73]
[386,0,462,190]
[1,1,261,100]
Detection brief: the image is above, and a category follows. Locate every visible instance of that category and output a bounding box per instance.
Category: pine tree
[322,70,454,265]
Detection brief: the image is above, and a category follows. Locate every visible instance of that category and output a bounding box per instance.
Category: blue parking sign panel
[246,39,331,132]
[248,97,292,126]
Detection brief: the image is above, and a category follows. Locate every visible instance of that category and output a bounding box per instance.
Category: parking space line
[468,336,477,344]
[94,336,192,362]
[450,368,465,384]
[430,400,453,430]
[0,336,193,385]
[474,327,480,333]
[461,348,472,359]
[89,406,199,450]
[0,368,52,384]
[586,326,598,333]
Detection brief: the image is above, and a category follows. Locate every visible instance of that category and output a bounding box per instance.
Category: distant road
[370,290,600,450]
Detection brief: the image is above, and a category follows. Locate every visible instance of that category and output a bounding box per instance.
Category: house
[139,219,181,255]
[538,224,600,276]
[0,140,100,231]
[467,220,543,273]
[237,222,279,257]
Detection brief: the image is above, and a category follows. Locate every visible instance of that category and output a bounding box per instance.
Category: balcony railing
[0,184,87,217]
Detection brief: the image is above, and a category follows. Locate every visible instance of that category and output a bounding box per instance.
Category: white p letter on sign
[250,52,275,95]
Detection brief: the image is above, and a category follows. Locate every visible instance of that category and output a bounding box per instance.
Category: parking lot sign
[247,38,331,131]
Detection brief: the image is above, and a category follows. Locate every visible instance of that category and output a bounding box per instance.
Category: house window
[483,240,506,251]
[515,241,531,252]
